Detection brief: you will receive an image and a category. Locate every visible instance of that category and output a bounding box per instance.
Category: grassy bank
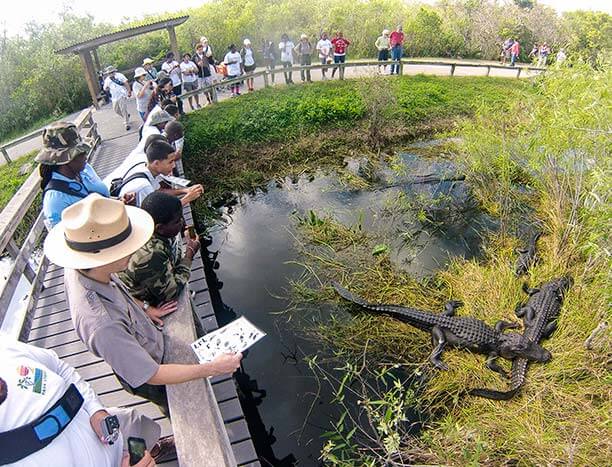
[183,75,531,217]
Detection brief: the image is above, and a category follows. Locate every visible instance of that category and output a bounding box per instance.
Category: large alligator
[331,282,551,375]
[469,277,572,400]
[515,231,542,276]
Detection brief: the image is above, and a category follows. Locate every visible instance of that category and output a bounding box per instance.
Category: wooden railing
[0,107,101,339]
[181,58,545,102]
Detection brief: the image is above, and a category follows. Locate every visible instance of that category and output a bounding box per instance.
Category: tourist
[0,336,174,466]
[117,138,203,207]
[180,53,201,110]
[141,109,174,148]
[556,48,567,65]
[375,29,391,73]
[316,32,333,80]
[389,25,404,75]
[102,65,132,130]
[331,31,350,79]
[145,77,176,118]
[528,43,539,62]
[37,122,111,229]
[279,34,295,84]
[120,192,200,308]
[199,36,214,62]
[132,67,155,121]
[161,52,184,114]
[501,38,514,65]
[294,34,313,83]
[240,39,257,92]
[142,58,158,81]
[223,44,243,97]
[193,42,214,104]
[510,39,520,67]
[538,43,550,67]
[44,195,242,416]
[262,39,276,84]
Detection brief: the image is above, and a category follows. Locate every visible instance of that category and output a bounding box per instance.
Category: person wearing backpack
[116,139,203,207]
[102,66,132,131]
[37,122,117,229]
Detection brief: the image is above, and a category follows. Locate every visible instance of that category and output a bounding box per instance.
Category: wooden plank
[43,274,65,288]
[232,439,259,465]
[218,398,243,424]
[31,309,72,328]
[39,282,66,298]
[35,292,66,309]
[28,331,81,349]
[225,419,251,444]
[28,325,75,342]
[212,378,238,403]
[49,339,88,358]
[62,350,103,369]
[163,290,237,466]
[88,374,123,395]
[189,267,206,282]
[99,388,149,407]
[29,316,74,335]
[31,303,69,319]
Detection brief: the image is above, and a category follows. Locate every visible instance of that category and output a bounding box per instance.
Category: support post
[486,66,491,77]
[211,85,218,103]
[167,26,179,60]
[78,50,100,109]
[450,64,456,76]
[263,71,269,88]
[92,48,101,72]
[516,67,522,79]
[398,60,403,75]
[0,147,11,163]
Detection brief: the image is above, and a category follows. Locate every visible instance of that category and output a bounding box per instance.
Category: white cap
[300,33,308,40]
[134,67,147,78]
[243,38,251,46]
[383,29,390,35]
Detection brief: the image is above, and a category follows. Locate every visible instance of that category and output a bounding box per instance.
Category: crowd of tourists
[501,38,566,67]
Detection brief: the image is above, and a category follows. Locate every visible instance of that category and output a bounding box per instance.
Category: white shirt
[0,337,122,467]
[224,51,242,76]
[279,41,295,63]
[316,39,332,58]
[118,166,161,207]
[243,48,255,66]
[103,73,128,102]
[180,60,198,83]
[132,80,153,113]
[161,60,182,86]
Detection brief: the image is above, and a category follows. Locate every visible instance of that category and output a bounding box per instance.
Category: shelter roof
[55,16,189,55]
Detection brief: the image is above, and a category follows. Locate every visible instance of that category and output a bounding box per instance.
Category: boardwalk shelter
[55,16,189,108]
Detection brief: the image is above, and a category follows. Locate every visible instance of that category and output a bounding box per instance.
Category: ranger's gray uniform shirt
[64,268,165,388]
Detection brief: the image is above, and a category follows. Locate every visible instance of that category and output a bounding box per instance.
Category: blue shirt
[43,163,110,229]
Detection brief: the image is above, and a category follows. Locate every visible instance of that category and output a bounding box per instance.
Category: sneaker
[151,435,176,464]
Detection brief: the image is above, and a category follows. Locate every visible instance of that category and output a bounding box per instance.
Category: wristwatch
[143,301,150,312]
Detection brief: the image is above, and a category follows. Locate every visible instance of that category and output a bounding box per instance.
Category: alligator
[331,281,551,375]
[469,276,572,400]
[515,231,542,276]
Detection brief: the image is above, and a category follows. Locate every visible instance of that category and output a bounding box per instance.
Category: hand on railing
[146,301,178,326]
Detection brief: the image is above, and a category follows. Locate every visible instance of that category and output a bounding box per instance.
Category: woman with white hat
[44,194,242,415]
[240,38,256,92]
[142,58,158,81]
[375,29,391,73]
[294,33,313,82]
[132,67,155,121]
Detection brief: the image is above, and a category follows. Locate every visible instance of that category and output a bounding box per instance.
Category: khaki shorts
[183,81,199,92]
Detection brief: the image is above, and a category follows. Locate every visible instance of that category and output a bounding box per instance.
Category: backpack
[43,179,89,198]
[108,162,150,197]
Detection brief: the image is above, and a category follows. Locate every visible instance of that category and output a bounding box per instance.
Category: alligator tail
[468,386,521,400]
[331,281,370,307]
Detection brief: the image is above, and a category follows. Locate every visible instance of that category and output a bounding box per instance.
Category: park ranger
[43,194,242,416]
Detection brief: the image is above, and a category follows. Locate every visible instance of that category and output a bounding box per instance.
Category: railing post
[263,71,269,88]
[516,67,522,79]
[0,147,11,163]
[486,66,491,77]
[211,85,218,103]
[450,64,456,76]
[398,60,404,75]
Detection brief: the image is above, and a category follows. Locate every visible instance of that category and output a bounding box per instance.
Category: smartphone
[186,225,197,240]
[128,437,147,465]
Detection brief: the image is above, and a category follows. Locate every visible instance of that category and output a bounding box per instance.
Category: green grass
[0,151,37,211]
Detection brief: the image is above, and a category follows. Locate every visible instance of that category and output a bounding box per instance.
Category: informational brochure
[160,174,191,187]
[191,317,266,363]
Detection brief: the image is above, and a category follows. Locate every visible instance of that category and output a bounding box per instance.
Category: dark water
[202,150,495,465]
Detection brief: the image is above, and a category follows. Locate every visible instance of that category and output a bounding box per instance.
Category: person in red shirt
[331,31,351,79]
[510,39,520,67]
[389,25,404,74]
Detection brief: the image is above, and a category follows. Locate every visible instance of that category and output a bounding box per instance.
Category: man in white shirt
[179,53,201,111]
[223,44,243,97]
[316,32,333,80]
[278,34,295,84]
[103,66,132,130]
[160,52,184,115]
[0,336,165,466]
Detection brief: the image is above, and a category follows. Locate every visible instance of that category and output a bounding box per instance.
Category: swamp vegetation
[183,69,610,465]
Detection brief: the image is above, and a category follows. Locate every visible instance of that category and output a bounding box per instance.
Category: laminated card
[191,316,266,363]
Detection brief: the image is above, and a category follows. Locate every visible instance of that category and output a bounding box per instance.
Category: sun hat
[134,67,147,79]
[383,29,390,35]
[142,58,154,65]
[35,122,91,165]
[243,38,251,46]
[44,194,154,269]
[300,33,308,40]
[148,110,174,127]
[103,65,117,75]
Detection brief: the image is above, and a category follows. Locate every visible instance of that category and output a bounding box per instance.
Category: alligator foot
[443,300,463,316]
[485,355,509,379]
[429,326,448,370]
[543,321,557,339]
[522,282,540,296]
[495,320,520,333]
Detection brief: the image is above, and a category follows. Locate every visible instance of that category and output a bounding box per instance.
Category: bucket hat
[103,65,118,75]
[148,110,174,127]
[44,194,154,269]
[243,38,251,46]
[134,67,147,78]
[142,58,154,65]
[300,34,308,40]
[35,121,91,165]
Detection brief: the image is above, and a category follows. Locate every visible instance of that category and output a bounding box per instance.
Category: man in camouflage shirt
[120,192,200,312]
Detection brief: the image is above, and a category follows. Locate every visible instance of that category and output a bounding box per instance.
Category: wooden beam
[92,48,101,71]
[167,26,179,61]
[78,51,100,109]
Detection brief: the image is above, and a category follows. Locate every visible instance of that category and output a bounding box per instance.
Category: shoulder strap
[44,179,88,198]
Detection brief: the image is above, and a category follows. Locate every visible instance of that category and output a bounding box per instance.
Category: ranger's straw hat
[35,121,91,165]
[142,58,154,65]
[44,194,154,269]
[134,67,147,78]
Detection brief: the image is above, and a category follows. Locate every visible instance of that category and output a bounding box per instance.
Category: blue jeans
[510,53,518,66]
[391,45,403,74]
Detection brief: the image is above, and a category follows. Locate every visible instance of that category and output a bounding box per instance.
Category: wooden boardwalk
[23,103,259,466]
